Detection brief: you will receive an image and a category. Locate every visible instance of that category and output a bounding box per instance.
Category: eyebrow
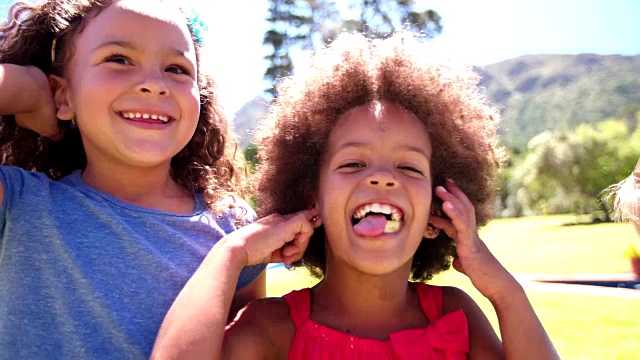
[334,141,431,158]
[92,41,189,57]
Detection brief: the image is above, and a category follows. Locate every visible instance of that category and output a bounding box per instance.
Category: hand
[14,66,62,140]
[429,179,517,301]
[223,208,321,267]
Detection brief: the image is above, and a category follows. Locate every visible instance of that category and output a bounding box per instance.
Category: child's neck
[82,162,194,214]
[310,258,427,339]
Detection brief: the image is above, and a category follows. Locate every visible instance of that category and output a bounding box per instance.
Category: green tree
[263,0,442,97]
[243,143,260,173]
[513,119,640,219]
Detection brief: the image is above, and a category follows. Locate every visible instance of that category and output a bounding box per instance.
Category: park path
[516,273,640,299]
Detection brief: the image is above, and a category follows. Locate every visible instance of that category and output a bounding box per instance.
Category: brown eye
[105,54,131,65]
[166,65,190,76]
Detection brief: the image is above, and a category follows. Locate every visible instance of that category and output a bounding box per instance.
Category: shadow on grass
[560,212,612,226]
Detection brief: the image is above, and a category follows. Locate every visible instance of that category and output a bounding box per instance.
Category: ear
[49,75,75,121]
[424,203,442,239]
[423,223,440,239]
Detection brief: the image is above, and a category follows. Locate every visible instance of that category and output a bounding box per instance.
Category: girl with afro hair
[154,32,559,360]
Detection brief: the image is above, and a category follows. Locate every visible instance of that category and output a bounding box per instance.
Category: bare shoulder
[440,286,477,314]
[440,286,504,359]
[224,297,295,360]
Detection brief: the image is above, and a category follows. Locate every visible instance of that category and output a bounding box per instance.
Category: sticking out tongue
[353,214,388,237]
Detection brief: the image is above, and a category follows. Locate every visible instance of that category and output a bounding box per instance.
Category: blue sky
[2,0,639,119]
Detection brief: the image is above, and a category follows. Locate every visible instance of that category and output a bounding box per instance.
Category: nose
[366,169,398,189]
[137,72,169,96]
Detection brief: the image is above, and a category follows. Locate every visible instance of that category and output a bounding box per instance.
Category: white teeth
[352,202,403,220]
[121,112,171,123]
[371,203,381,213]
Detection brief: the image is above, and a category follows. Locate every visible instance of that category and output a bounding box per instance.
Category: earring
[426,224,440,237]
[70,118,77,128]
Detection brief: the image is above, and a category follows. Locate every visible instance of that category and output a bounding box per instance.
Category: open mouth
[352,202,404,236]
[119,112,173,124]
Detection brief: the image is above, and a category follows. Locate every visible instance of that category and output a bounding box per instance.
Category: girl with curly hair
[153,32,559,359]
[0,0,265,357]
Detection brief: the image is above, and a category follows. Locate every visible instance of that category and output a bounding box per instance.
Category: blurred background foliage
[237,0,640,223]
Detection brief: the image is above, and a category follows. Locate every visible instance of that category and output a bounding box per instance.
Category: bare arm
[152,239,247,360]
[488,278,558,359]
[431,180,559,360]
[230,271,266,322]
[151,209,318,360]
[0,64,60,138]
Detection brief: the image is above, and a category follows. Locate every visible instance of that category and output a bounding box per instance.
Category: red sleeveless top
[282,283,469,359]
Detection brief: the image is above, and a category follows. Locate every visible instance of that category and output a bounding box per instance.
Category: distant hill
[231,97,269,148]
[232,54,640,149]
[477,54,640,148]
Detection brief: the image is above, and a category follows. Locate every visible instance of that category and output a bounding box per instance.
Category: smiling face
[57,0,200,169]
[316,101,434,276]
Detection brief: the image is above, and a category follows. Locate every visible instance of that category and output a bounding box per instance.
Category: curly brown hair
[0,0,245,213]
[254,32,504,281]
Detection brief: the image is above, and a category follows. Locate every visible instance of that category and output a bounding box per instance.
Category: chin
[120,151,178,168]
[346,252,413,276]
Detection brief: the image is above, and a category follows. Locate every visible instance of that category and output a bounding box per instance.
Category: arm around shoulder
[0,64,47,115]
[224,298,292,360]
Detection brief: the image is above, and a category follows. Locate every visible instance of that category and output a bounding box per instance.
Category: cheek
[75,73,123,103]
[316,175,345,222]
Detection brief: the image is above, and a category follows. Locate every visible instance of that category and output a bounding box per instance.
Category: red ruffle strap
[389,309,469,359]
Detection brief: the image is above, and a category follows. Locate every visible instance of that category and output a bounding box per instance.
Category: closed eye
[399,166,424,176]
[337,162,365,171]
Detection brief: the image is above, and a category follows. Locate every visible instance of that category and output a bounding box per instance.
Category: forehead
[328,101,431,154]
[74,0,194,53]
[110,0,185,24]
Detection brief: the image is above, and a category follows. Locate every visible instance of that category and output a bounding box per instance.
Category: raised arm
[0,64,60,138]
[430,179,560,360]
[151,209,319,360]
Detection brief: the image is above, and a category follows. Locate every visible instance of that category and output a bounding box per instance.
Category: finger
[269,249,285,264]
[280,237,307,264]
[452,258,466,275]
[256,213,285,226]
[283,207,318,222]
[283,224,314,258]
[445,179,474,212]
[428,215,456,238]
[435,186,466,216]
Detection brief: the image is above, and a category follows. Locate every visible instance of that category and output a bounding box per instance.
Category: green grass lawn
[266,215,640,360]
